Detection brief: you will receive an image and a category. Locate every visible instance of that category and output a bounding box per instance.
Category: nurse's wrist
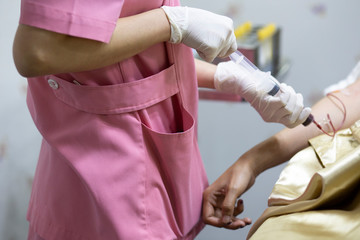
[159,8,172,42]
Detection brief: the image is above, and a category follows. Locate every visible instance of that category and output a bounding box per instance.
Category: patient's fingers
[233,199,244,216]
[223,217,252,230]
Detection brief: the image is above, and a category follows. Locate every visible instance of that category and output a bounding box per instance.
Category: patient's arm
[203,77,360,229]
[264,78,360,173]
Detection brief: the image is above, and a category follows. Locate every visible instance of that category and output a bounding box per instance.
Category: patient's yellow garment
[248,120,360,240]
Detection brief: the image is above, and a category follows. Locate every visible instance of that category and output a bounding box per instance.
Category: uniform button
[48,79,59,89]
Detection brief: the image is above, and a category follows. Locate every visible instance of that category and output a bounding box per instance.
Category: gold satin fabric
[248,120,360,240]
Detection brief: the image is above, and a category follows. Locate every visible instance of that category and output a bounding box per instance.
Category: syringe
[229,50,313,126]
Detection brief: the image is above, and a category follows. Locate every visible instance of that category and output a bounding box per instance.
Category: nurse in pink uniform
[13,0,310,239]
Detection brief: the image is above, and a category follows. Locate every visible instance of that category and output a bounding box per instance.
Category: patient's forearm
[248,78,360,176]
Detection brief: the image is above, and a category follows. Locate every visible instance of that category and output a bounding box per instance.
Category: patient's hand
[202,159,255,229]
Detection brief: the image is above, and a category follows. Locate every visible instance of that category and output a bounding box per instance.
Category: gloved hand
[161,6,237,63]
[214,61,311,128]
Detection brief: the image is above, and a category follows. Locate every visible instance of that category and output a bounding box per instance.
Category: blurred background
[1,0,360,239]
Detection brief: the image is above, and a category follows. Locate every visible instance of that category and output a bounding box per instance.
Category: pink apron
[24,0,208,239]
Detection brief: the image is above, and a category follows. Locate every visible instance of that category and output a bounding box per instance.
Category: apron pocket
[46,64,179,114]
[141,106,206,235]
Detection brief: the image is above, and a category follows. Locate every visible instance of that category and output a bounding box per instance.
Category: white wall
[0,1,42,240]
[1,1,359,240]
[181,1,360,240]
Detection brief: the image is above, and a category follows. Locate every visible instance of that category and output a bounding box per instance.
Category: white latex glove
[161,6,237,62]
[214,61,311,128]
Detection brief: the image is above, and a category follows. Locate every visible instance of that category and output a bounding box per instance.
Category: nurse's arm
[195,58,217,89]
[13,9,171,77]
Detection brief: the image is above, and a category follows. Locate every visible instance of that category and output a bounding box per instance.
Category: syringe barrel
[262,74,280,96]
[230,51,279,95]
[229,50,258,73]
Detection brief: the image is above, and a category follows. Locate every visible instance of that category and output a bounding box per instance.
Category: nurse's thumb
[221,190,238,225]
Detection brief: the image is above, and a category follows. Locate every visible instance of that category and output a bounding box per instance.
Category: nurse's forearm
[195,59,216,89]
[13,9,171,77]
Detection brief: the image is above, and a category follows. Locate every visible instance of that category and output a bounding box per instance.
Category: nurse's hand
[203,158,253,229]
[161,6,237,62]
[214,61,311,128]
[245,82,312,128]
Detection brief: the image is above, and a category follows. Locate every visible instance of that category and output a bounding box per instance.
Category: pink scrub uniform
[20,0,208,239]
